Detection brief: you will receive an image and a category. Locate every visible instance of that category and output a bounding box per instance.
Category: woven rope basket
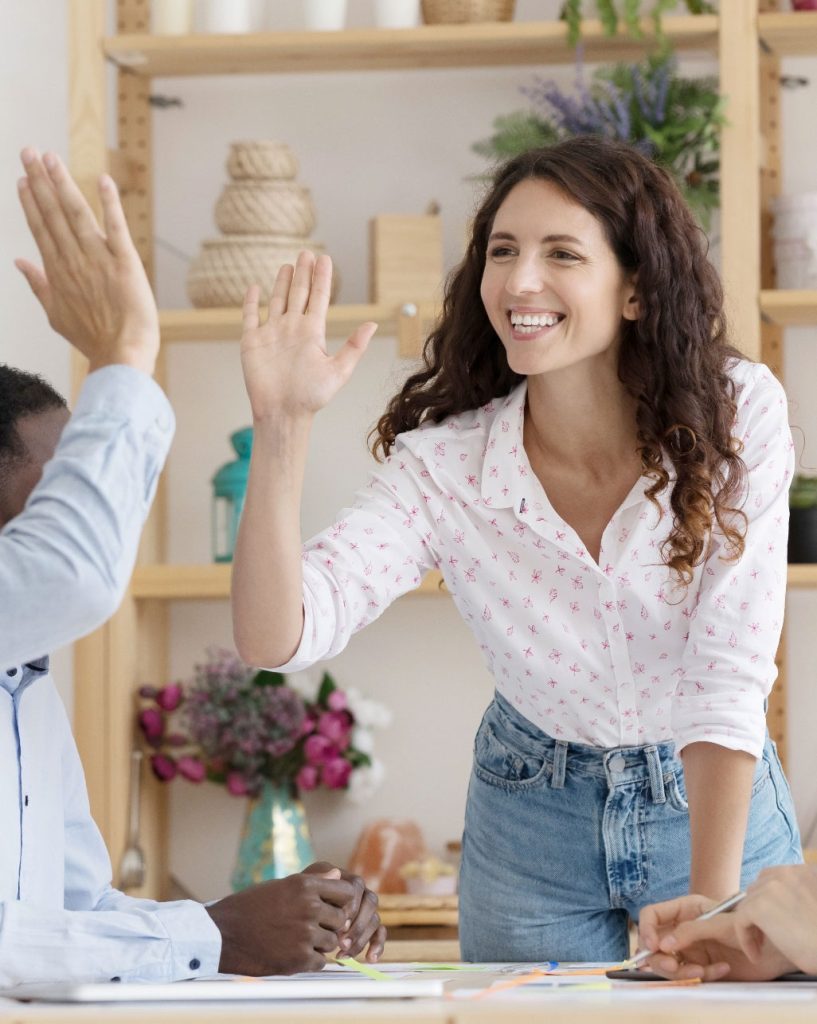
[421,0,515,23]
[187,236,338,308]
[226,141,298,181]
[214,182,316,237]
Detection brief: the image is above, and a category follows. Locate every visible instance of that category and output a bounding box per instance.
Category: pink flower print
[728,631,738,649]
[575,547,586,559]
[617,600,627,611]
[594,608,602,620]
[454,530,465,545]
[464,567,477,583]
[466,474,478,488]
[514,523,527,537]
[506,626,514,636]
[714,595,726,610]
[508,550,520,564]
[549,649,562,664]
[603,563,614,576]
[482,605,492,621]
[569,602,580,614]
[705,625,716,638]
[500,597,512,608]
[547,678,558,689]
[617,573,631,587]
[626,631,634,642]
[523,596,533,609]
[489,465,499,478]
[639,688,650,700]
[549,588,558,603]
[571,575,584,591]
[501,419,510,432]
[748,622,761,635]
[589,672,599,682]
[434,441,446,457]
[664,620,672,631]
[634,662,645,674]
[569,663,581,676]
[459,452,468,462]
[523,647,534,658]
[555,565,566,576]
[448,555,458,568]
[580,639,589,651]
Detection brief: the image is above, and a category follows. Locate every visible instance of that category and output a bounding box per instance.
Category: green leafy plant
[473,51,725,228]
[790,474,817,509]
[561,0,716,47]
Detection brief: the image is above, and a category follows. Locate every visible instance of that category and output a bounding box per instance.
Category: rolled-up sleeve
[0,365,174,668]
[672,371,794,756]
[274,444,439,673]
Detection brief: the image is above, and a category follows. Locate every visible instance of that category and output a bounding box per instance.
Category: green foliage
[562,0,716,47]
[317,671,337,705]
[473,51,725,229]
[251,668,285,687]
[790,474,817,509]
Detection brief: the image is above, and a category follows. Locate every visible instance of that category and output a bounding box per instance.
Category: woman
[232,136,801,961]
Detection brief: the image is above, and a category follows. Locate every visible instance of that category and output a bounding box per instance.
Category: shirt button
[609,755,626,773]
[110,977,122,983]
[189,959,201,971]
[7,668,17,677]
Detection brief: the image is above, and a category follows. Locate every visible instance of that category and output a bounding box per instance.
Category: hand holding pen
[636,868,817,982]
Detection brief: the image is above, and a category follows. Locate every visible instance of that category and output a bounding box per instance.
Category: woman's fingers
[287,250,317,315]
[44,153,105,249]
[305,253,333,319]
[331,321,377,384]
[242,284,262,333]
[268,264,294,318]
[97,172,136,257]
[17,174,60,268]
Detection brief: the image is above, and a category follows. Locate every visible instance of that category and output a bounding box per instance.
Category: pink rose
[327,689,347,712]
[139,708,164,742]
[150,754,177,782]
[317,710,352,750]
[226,772,250,797]
[304,734,338,766]
[156,683,183,711]
[177,756,206,783]
[296,764,319,791]
[322,757,352,790]
[300,714,317,736]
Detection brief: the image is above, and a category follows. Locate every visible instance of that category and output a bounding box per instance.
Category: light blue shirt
[0,366,221,987]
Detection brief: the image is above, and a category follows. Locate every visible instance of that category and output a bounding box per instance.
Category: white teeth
[510,312,562,328]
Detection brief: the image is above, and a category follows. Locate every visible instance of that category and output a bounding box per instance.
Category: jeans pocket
[472,720,549,790]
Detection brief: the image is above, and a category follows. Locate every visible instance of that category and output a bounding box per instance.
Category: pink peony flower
[156,683,183,711]
[177,756,206,783]
[296,764,319,791]
[300,714,317,736]
[304,733,338,766]
[322,757,353,790]
[317,710,352,750]
[139,708,164,742]
[327,689,347,712]
[226,771,250,796]
[150,754,177,781]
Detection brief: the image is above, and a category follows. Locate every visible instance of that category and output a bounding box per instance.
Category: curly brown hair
[371,136,748,585]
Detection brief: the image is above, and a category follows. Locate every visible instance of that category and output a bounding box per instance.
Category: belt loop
[551,741,568,790]
[645,745,666,804]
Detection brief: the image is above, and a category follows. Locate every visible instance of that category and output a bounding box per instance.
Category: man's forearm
[682,741,756,899]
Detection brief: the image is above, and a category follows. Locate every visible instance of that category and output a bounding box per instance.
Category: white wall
[3,0,817,899]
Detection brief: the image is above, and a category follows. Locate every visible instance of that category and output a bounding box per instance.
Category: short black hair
[0,365,67,473]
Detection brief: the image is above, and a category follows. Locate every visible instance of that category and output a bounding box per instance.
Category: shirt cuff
[671,694,767,758]
[153,900,222,980]
[75,365,175,443]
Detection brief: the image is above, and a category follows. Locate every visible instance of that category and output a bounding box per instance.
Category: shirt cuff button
[189,958,201,971]
[110,977,121,983]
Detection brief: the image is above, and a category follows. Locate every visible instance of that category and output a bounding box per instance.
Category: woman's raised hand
[240,251,377,423]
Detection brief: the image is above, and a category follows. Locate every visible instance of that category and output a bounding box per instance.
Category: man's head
[0,365,69,528]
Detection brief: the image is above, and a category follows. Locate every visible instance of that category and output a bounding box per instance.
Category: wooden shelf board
[759,11,817,57]
[104,17,718,78]
[131,564,445,599]
[159,303,438,343]
[787,564,817,588]
[760,290,817,327]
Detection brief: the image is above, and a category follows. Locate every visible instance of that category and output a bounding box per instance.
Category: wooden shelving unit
[104,16,719,77]
[69,1,817,898]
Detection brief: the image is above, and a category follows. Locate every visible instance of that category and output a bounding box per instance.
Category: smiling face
[480,177,639,380]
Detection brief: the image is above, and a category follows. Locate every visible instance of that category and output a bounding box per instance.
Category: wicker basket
[214,181,316,237]
[421,0,515,23]
[226,141,298,181]
[187,236,338,308]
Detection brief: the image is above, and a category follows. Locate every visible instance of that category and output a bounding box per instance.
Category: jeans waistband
[492,690,677,801]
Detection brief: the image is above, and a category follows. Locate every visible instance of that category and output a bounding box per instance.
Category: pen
[625,890,747,969]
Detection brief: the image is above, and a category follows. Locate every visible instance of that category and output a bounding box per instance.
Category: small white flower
[352,726,375,755]
[347,759,386,803]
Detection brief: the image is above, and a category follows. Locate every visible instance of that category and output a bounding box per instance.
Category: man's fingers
[97,173,136,257]
[20,149,78,259]
[313,925,343,954]
[14,258,50,310]
[45,153,105,248]
[310,877,356,908]
[365,924,387,963]
[17,174,60,267]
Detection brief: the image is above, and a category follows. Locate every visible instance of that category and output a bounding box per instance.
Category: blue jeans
[459,691,802,962]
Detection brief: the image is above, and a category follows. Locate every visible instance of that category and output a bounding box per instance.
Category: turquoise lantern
[212,427,253,563]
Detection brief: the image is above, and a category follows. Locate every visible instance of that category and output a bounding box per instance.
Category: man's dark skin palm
[205,862,386,975]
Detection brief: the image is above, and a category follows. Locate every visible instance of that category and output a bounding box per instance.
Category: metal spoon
[118,748,146,891]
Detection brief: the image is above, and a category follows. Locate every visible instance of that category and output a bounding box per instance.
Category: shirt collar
[480,382,529,510]
[1,657,49,697]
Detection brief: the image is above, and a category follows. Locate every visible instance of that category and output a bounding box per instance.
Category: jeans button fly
[609,755,626,773]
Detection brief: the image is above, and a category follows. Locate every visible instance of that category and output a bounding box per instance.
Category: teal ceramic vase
[230,781,315,891]
[211,426,253,564]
